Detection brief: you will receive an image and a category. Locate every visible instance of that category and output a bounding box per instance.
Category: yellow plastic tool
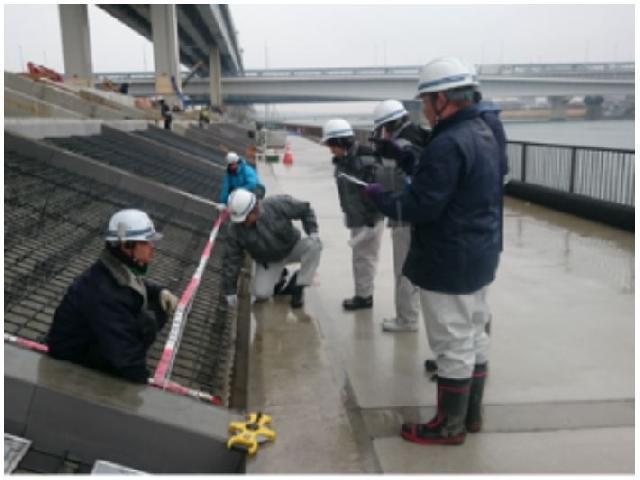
[227,412,276,455]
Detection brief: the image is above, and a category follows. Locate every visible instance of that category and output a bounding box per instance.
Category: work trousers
[391,226,420,323]
[420,286,491,379]
[252,237,322,299]
[349,222,384,298]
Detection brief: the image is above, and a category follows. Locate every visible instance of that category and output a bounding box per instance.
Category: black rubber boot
[273,268,290,295]
[401,377,471,445]
[466,363,488,433]
[290,284,305,309]
[342,295,373,310]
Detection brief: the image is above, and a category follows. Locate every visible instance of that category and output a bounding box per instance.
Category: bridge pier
[548,95,569,121]
[209,46,223,110]
[584,95,604,120]
[151,5,181,108]
[59,5,94,87]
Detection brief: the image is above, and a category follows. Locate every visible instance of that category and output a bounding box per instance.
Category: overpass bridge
[98,5,243,76]
[58,5,243,108]
[99,69,634,105]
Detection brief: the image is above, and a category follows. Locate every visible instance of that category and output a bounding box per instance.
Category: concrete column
[584,95,604,120]
[548,96,569,121]
[151,5,181,106]
[209,46,223,109]
[59,5,93,87]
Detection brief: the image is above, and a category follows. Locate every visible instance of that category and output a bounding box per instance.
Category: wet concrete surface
[245,135,634,473]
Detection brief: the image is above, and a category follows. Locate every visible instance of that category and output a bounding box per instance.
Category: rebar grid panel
[136,127,227,166]
[45,134,222,199]
[5,150,236,400]
[186,125,252,156]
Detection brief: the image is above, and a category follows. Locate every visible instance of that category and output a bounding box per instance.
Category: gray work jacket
[222,195,318,294]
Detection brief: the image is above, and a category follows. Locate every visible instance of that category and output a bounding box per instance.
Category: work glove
[364,182,384,200]
[160,289,178,316]
[373,138,404,160]
[225,294,238,307]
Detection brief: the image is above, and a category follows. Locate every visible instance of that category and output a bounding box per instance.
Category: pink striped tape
[153,209,229,384]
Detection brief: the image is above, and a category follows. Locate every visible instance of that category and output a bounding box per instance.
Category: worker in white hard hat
[222,188,322,309]
[370,100,430,333]
[364,57,504,445]
[322,118,384,311]
[46,209,179,384]
[218,151,266,204]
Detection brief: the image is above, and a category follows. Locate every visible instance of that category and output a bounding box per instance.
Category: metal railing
[507,141,635,206]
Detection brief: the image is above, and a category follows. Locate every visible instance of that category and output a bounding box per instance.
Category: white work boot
[382,317,418,332]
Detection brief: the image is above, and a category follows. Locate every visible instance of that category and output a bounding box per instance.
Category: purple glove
[364,182,384,199]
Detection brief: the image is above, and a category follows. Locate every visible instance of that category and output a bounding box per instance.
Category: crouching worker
[222,188,322,309]
[46,209,178,384]
[219,151,266,204]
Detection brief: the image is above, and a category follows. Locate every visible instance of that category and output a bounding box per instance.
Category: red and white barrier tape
[4,333,49,353]
[153,209,229,384]
[4,333,222,406]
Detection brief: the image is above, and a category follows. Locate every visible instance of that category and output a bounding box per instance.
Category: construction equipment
[227,412,276,455]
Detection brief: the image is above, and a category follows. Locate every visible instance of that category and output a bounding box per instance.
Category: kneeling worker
[222,188,322,309]
[47,209,178,384]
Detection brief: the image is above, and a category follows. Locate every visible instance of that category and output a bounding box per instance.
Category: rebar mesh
[5,148,235,399]
[45,134,221,199]
[136,126,227,165]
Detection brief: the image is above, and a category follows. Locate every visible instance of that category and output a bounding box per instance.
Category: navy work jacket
[47,252,167,383]
[372,105,502,294]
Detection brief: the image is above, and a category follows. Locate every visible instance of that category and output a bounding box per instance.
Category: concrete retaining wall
[5,87,85,119]
[4,118,151,139]
[5,131,218,221]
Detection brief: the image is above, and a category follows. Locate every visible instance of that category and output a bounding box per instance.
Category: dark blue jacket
[476,101,508,177]
[219,158,265,204]
[47,250,167,383]
[372,106,502,294]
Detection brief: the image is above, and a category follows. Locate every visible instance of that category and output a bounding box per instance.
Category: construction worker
[365,57,503,445]
[198,106,210,128]
[159,98,172,130]
[323,118,384,311]
[219,151,266,204]
[370,99,430,332]
[222,188,322,309]
[46,209,178,384]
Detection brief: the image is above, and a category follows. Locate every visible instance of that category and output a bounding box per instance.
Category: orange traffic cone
[282,143,294,166]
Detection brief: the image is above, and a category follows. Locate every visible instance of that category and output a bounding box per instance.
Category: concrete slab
[265,135,634,409]
[373,427,634,474]
[246,134,634,473]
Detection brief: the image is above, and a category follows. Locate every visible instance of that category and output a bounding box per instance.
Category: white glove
[160,289,178,315]
[309,232,321,241]
[225,294,238,307]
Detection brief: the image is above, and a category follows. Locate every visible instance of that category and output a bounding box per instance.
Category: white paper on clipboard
[337,172,368,187]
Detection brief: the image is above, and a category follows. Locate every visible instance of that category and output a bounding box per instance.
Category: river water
[288,118,634,151]
[504,119,635,150]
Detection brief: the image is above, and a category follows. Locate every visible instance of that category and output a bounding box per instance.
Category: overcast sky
[3,3,635,74]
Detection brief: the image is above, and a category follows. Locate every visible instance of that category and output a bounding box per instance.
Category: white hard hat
[105,209,163,242]
[228,188,257,223]
[322,118,354,143]
[226,151,240,165]
[373,100,408,129]
[417,57,479,97]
